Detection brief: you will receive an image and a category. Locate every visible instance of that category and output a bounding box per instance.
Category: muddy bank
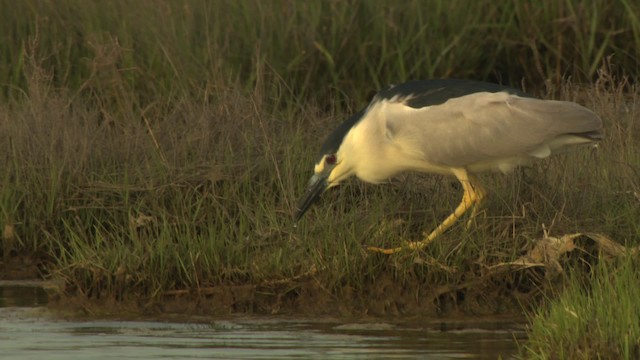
[9,232,630,320]
[0,249,542,318]
[45,267,540,319]
[0,253,42,281]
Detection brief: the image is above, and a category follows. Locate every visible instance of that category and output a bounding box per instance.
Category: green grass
[2,49,638,310]
[520,255,640,359]
[0,2,639,356]
[1,0,640,105]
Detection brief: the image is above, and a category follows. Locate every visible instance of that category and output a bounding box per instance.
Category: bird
[294,79,603,254]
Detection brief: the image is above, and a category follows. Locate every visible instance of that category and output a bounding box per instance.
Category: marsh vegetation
[1,1,639,357]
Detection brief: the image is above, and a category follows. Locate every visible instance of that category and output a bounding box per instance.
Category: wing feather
[383,92,602,168]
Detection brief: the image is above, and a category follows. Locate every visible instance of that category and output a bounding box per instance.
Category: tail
[570,129,603,142]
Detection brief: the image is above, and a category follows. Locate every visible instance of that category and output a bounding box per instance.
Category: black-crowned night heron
[294,79,603,254]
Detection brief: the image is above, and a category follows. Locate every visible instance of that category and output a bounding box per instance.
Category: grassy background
[0,2,639,350]
[2,0,640,105]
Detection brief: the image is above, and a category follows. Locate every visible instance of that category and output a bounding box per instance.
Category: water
[0,281,525,359]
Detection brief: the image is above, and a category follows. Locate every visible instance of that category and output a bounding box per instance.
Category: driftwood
[489,232,635,276]
[426,232,632,300]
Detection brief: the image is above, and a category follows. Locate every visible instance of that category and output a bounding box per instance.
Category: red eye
[325,154,337,165]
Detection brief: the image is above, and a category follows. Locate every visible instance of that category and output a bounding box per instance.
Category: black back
[316,79,532,162]
[376,79,532,108]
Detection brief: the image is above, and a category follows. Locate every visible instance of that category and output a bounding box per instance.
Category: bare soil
[0,253,42,281]
[45,268,542,320]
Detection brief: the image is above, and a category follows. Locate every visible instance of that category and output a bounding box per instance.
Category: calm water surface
[0,281,526,359]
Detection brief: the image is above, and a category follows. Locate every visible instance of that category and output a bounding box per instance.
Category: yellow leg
[367,169,486,254]
[465,186,486,229]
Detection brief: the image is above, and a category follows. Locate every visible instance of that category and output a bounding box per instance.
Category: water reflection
[0,281,525,359]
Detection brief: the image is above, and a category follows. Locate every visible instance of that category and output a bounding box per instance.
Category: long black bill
[294,174,329,221]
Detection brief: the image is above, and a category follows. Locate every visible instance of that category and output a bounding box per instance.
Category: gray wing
[382,91,602,168]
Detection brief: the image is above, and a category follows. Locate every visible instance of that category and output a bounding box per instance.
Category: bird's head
[294,110,365,221]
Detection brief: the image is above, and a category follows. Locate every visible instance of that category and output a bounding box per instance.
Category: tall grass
[1,0,640,106]
[0,0,638,321]
[521,255,640,359]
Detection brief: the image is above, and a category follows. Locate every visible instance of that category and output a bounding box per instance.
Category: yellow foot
[366,168,486,255]
[365,244,403,254]
[366,238,436,254]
